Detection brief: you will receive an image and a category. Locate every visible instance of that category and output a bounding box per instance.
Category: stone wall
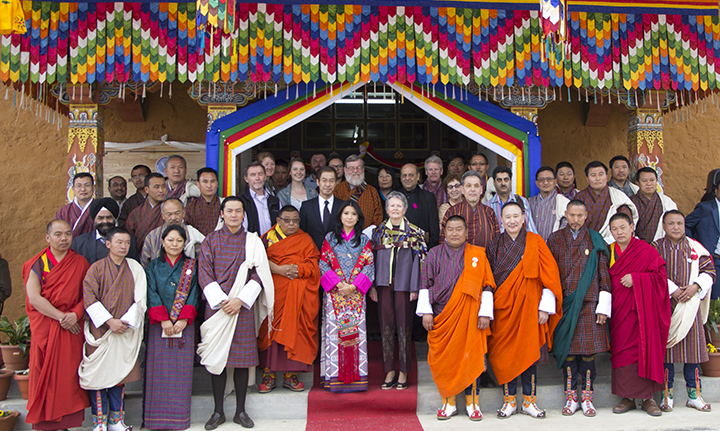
[0,87,68,322]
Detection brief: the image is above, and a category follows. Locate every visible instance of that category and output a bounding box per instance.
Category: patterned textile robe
[198,226,262,368]
[653,236,716,364]
[55,199,94,237]
[118,192,145,228]
[575,186,632,232]
[185,195,222,236]
[440,201,500,248]
[144,255,199,430]
[333,181,384,228]
[318,233,375,393]
[547,226,611,355]
[126,200,164,250]
[82,257,142,385]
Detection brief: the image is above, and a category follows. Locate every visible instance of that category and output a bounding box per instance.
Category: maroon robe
[126,200,164,250]
[55,199,94,237]
[609,238,670,398]
[22,249,90,429]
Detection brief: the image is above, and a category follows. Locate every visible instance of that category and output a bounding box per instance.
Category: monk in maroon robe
[22,219,90,430]
[607,213,670,416]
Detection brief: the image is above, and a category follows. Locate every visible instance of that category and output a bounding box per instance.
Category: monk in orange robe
[23,219,90,430]
[487,202,563,419]
[258,205,321,393]
[416,215,496,421]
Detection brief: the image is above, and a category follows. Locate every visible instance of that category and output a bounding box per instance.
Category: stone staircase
[3,343,719,429]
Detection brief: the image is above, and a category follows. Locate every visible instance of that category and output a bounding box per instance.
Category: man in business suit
[685,174,720,299]
[300,167,345,252]
[71,198,140,264]
[240,161,280,236]
[400,163,440,248]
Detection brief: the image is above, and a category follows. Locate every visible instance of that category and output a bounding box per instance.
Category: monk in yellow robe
[258,205,321,393]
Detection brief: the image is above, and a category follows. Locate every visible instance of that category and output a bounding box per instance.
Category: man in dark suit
[300,167,345,251]
[685,175,720,299]
[240,161,280,236]
[71,198,140,264]
[399,163,440,248]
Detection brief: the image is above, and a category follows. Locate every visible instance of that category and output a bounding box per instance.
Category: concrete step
[414,342,720,415]
[1,368,313,430]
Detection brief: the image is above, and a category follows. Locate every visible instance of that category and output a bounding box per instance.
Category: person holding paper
[79,227,147,431]
[318,201,375,392]
[196,196,274,430]
[143,225,200,429]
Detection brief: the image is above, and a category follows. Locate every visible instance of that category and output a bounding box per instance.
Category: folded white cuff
[694,273,714,300]
[120,303,139,329]
[237,279,262,309]
[538,288,556,315]
[416,289,433,317]
[596,291,612,318]
[667,279,680,296]
[204,282,229,310]
[478,291,494,319]
[86,302,113,329]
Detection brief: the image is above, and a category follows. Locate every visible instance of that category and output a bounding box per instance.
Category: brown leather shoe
[612,398,637,414]
[642,399,662,416]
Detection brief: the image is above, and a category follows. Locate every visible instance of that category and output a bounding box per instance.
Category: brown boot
[612,397,636,414]
[641,398,662,416]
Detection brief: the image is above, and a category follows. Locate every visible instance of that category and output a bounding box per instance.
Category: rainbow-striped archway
[206,82,541,197]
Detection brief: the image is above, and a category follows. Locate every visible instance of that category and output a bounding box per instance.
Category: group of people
[21,150,718,431]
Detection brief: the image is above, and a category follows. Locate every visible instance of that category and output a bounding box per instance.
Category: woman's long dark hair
[375,167,400,196]
[333,201,365,247]
[160,224,187,259]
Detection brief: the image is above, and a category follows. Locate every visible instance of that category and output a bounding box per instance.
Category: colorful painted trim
[207,80,541,197]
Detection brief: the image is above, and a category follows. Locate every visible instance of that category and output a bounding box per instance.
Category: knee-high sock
[578,356,596,391]
[211,370,228,415]
[234,368,250,414]
[562,356,578,391]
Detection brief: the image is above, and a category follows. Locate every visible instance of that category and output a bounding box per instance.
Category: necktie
[323,200,331,231]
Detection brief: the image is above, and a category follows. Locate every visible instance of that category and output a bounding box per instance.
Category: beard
[347,172,365,188]
[96,222,115,236]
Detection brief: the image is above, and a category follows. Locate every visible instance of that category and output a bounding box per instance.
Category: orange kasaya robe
[427,244,495,398]
[488,232,563,385]
[258,227,321,366]
[22,248,90,426]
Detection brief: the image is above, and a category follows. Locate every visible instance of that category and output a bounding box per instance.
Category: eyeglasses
[446,184,462,190]
[279,218,300,224]
[469,162,488,166]
[536,178,555,183]
[346,166,363,172]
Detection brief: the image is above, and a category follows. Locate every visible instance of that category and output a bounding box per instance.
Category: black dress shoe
[479,371,497,388]
[204,412,226,430]
[233,412,254,428]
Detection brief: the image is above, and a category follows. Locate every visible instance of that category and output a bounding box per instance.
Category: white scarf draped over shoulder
[78,259,147,390]
[651,192,678,242]
[667,238,712,348]
[599,187,639,244]
[197,232,274,375]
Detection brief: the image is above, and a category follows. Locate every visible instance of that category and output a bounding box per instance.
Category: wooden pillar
[66,85,104,200]
[625,91,667,189]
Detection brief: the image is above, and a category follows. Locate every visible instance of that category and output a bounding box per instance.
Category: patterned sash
[169,258,195,323]
[349,182,367,203]
[167,180,187,200]
[320,239,373,384]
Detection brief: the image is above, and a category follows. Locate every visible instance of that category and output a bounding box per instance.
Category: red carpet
[306,341,423,431]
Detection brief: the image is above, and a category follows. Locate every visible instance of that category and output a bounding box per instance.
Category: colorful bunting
[3,1,720,93]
